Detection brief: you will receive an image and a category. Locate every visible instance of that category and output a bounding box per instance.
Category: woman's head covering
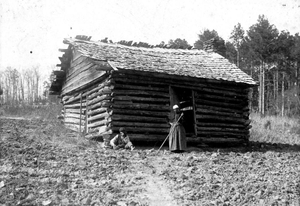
[119,127,127,135]
[172,105,179,110]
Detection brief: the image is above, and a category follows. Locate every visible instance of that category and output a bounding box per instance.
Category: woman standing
[169,105,187,152]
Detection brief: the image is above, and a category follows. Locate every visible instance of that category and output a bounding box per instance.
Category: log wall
[194,87,250,144]
[96,72,171,141]
[60,67,252,144]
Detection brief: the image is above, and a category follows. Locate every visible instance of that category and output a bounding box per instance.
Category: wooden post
[262,62,265,116]
[281,72,285,116]
[85,96,89,133]
[79,92,82,133]
[192,90,197,136]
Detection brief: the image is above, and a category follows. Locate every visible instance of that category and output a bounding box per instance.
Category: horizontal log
[111,114,167,123]
[114,84,169,93]
[196,114,248,124]
[65,98,86,106]
[87,94,112,106]
[111,108,168,117]
[197,130,249,137]
[64,113,85,120]
[112,100,133,105]
[195,104,249,115]
[64,93,83,105]
[87,108,108,116]
[109,121,169,128]
[84,78,113,97]
[110,126,169,134]
[65,108,86,114]
[90,100,112,110]
[113,76,167,86]
[195,99,248,110]
[87,112,111,122]
[88,118,111,129]
[64,102,86,109]
[113,70,250,94]
[170,84,248,98]
[64,117,85,125]
[112,96,169,103]
[200,137,247,144]
[197,126,249,134]
[111,103,169,111]
[112,89,169,98]
[196,122,246,128]
[87,86,114,100]
[194,92,247,103]
[196,108,247,118]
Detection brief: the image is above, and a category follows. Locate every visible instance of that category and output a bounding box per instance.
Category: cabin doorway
[170,87,196,136]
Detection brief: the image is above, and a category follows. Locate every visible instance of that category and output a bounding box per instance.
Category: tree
[194,29,227,57]
[168,38,191,49]
[246,15,279,115]
[230,23,245,67]
[194,29,219,49]
[225,41,237,64]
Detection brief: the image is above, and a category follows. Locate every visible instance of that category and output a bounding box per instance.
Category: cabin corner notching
[50,37,257,145]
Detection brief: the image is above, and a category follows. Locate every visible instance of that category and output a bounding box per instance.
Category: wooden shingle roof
[64,38,257,85]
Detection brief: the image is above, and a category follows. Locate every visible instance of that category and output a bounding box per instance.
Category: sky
[0,0,300,77]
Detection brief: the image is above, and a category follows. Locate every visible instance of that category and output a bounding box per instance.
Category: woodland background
[1,15,300,117]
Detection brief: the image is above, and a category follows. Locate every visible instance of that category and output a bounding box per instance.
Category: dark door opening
[170,87,196,136]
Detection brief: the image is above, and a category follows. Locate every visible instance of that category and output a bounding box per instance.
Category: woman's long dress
[169,112,187,152]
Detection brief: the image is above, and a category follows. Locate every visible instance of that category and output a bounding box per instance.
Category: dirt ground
[0,117,300,206]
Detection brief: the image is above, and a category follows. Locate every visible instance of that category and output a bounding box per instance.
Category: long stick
[157,113,183,152]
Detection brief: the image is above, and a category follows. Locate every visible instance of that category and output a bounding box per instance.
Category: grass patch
[1,104,94,149]
[250,113,300,145]
[0,104,62,121]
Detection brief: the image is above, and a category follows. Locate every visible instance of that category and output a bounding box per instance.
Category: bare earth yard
[0,118,300,206]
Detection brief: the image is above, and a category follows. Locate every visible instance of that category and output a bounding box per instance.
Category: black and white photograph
[0,0,300,205]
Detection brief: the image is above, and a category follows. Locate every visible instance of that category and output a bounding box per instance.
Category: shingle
[64,38,257,85]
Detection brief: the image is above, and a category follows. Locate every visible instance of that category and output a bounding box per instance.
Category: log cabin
[49,36,257,145]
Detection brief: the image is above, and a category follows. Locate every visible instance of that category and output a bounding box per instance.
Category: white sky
[0,0,300,77]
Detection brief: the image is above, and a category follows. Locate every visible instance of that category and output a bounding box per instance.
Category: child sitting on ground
[110,127,135,151]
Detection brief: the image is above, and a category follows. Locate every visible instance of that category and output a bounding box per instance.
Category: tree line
[0,66,51,106]
[1,15,299,116]
[101,15,300,116]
